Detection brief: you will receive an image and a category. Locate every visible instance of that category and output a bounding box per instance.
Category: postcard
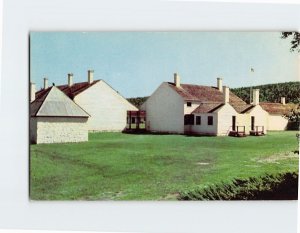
[29,32,299,200]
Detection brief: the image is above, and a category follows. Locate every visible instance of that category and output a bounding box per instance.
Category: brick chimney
[43,78,48,89]
[281,97,286,105]
[217,77,223,92]
[30,82,36,102]
[223,86,229,104]
[88,70,94,84]
[253,89,260,105]
[68,73,73,87]
[174,73,180,87]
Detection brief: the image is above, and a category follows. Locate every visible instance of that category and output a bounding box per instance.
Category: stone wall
[30,117,37,143]
[34,117,88,144]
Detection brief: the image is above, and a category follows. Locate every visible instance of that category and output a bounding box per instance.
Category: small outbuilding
[30,86,90,144]
[35,71,138,132]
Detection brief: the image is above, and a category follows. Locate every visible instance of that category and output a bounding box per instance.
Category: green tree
[281,32,300,53]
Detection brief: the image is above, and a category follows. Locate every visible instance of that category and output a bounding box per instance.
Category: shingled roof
[167,82,250,113]
[192,103,225,114]
[31,86,90,117]
[35,80,100,100]
[260,102,296,115]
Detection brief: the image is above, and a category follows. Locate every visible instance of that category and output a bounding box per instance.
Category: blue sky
[30,32,299,98]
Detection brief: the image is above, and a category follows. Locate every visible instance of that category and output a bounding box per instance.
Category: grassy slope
[30,131,299,200]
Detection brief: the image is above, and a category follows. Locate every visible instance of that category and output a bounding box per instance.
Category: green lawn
[30,131,299,200]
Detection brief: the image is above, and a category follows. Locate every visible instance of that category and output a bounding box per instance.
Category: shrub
[178,172,298,200]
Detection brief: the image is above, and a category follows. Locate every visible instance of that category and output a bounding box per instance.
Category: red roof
[192,103,224,114]
[260,102,296,115]
[167,82,250,113]
[35,80,100,100]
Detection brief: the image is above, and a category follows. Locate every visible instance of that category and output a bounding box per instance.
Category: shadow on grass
[122,130,182,136]
[122,130,215,137]
[179,172,299,201]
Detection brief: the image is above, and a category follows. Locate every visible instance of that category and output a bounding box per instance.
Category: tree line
[127,97,148,108]
[231,81,300,104]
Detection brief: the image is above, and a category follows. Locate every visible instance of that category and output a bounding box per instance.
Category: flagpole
[250,68,254,104]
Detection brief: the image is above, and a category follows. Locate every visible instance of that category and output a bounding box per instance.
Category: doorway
[251,116,255,131]
[232,116,236,131]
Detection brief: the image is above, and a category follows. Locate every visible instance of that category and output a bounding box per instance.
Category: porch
[229,126,247,137]
[126,110,146,131]
[250,126,265,136]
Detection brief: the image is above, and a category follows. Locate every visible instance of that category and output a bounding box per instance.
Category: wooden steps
[229,131,247,137]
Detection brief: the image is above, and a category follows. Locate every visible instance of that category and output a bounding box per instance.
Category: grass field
[30,131,299,200]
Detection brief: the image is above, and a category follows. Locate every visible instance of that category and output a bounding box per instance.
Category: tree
[285,106,300,122]
[281,32,300,53]
[284,105,300,130]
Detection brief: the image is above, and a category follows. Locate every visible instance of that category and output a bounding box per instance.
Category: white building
[260,98,296,131]
[35,70,138,132]
[30,86,90,144]
[141,73,268,136]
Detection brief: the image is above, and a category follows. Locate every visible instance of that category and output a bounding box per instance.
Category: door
[251,116,255,131]
[232,116,236,131]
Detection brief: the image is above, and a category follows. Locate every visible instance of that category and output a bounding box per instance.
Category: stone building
[30,85,90,144]
[35,70,138,132]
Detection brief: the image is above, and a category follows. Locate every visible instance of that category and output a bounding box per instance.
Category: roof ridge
[32,86,90,117]
[181,83,215,87]
[57,79,101,87]
[31,86,54,117]
[167,81,247,105]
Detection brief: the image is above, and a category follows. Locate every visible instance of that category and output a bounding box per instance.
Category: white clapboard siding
[74,80,137,131]
[143,83,185,134]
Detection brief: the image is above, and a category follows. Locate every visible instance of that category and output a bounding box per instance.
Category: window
[131,117,135,124]
[184,114,194,125]
[196,116,201,125]
[208,116,213,125]
[187,102,192,107]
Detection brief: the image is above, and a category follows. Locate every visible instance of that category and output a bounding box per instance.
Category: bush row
[178,172,298,200]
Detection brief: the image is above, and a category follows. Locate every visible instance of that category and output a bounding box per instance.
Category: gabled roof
[260,102,296,115]
[192,103,224,114]
[167,82,246,103]
[167,82,250,113]
[232,104,255,114]
[31,86,90,117]
[36,80,100,100]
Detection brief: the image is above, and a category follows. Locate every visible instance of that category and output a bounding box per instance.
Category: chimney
[253,89,260,105]
[217,77,223,92]
[223,86,229,104]
[30,82,36,102]
[281,97,286,105]
[174,73,180,87]
[68,73,73,87]
[88,70,94,84]
[43,78,48,89]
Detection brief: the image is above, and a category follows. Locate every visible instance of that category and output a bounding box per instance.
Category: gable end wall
[74,81,137,131]
[144,83,184,133]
